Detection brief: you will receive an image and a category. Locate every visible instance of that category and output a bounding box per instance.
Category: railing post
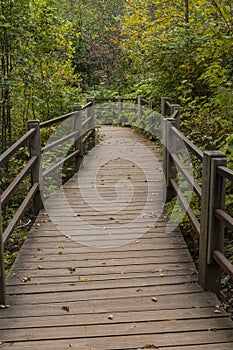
[163,118,177,202]
[87,98,95,150]
[118,96,123,123]
[199,151,227,295]
[28,120,43,215]
[74,105,83,171]
[0,201,6,305]
[138,96,143,119]
[161,97,170,116]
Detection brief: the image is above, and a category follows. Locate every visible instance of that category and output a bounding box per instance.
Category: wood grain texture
[0,126,232,349]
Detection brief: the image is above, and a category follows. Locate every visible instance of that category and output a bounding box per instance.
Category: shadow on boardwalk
[0,126,233,349]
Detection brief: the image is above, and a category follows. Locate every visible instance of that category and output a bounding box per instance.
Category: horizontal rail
[213,250,233,280]
[40,112,75,129]
[1,156,38,207]
[141,98,151,105]
[165,100,172,109]
[42,130,80,153]
[217,166,233,182]
[43,150,80,178]
[0,129,36,166]
[82,115,94,129]
[170,126,203,160]
[82,129,94,145]
[82,101,93,110]
[170,178,201,235]
[3,182,39,244]
[215,209,233,231]
[171,153,202,198]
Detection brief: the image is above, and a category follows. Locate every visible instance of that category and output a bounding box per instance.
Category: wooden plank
[1,126,232,350]
[0,331,233,349]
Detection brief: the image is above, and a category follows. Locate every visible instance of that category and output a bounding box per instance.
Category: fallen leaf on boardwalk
[38,265,44,270]
[192,305,199,309]
[43,212,48,216]
[108,314,114,320]
[159,273,165,277]
[214,309,221,314]
[151,297,158,303]
[21,276,31,282]
[70,283,76,286]
[66,235,71,239]
[39,257,44,261]
[57,245,64,249]
[32,255,37,259]
[61,306,70,312]
[136,288,143,292]
[58,251,64,255]
[0,305,9,309]
[35,223,41,228]
[78,276,92,282]
[101,261,106,265]
[208,328,217,332]
[109,217,115,220]
[0,342,4,345]
[68,267,76,273]
[37,248,43,252]
[135,240,140,244]
[142,344,158,349]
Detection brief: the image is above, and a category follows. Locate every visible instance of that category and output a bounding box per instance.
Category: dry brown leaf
[142,344,158,349]
[78,276,92,282]
[108,314,114,320]
[61,306,70,312]
[0,304,9,309]
[68,267,76,273]
[151,297,158,303]
[136,288,143,292]
[38,265,44,270]
[21,276,31,283]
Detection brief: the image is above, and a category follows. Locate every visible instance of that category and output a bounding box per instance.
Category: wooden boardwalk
[0,126,233,349]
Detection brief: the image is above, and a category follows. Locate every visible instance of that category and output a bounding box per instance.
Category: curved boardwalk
[0,126,233,349]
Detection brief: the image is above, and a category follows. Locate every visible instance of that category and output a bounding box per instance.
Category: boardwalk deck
[0,126,233,349]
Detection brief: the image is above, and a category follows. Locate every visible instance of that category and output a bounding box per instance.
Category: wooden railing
[162,97,233,295]
[0,95,232,304]
[0,99,95,304]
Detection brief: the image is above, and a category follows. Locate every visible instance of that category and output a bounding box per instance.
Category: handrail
[170,152,202,198]
[163,97,233,295]
[40,111,75,128]
[217,166,233,182]
[170,126,203,160]
[1,156,38,206]
[3,182,39,244]
[0,99,96,304]
[0,95,232,304]
[0,129,36,166]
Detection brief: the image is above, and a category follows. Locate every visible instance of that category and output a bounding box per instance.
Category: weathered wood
[0,126,232,350]
[28,120,43,214]
[199,151,227,294]
[0,201,6,305]
[73,105,83,171]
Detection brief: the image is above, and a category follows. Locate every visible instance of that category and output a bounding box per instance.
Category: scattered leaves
[136,288,143,292]
[21,276,31,282]
[68,267,76,273]
[151,297,158,303]
[78,276,92,282]
[61,306,70,312]
[142,344,158,349]
[0,305,9,309]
